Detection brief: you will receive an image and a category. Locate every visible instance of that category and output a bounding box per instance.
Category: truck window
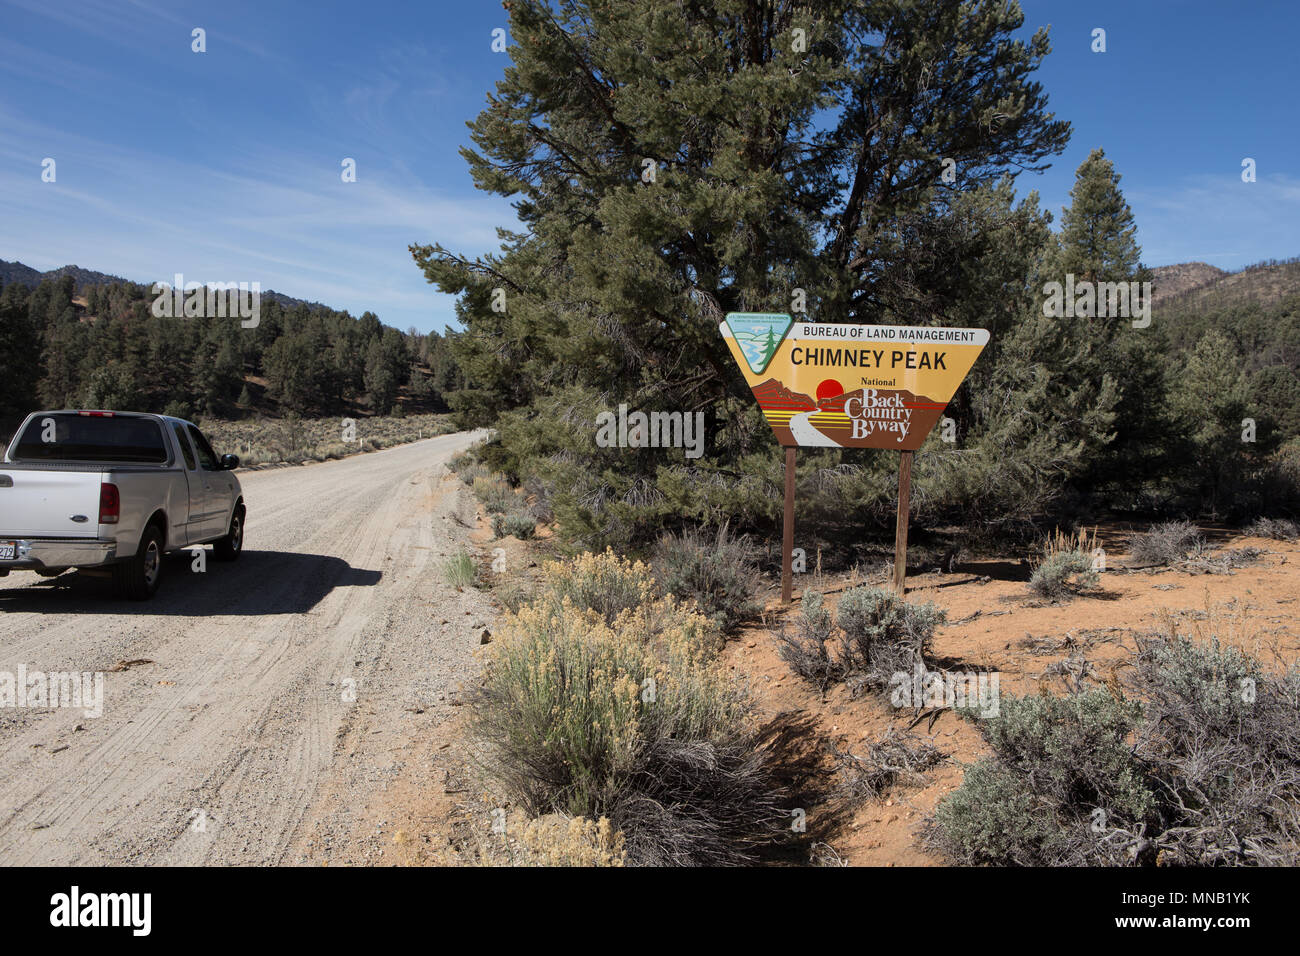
[186,425,220,470]
[172,423,197,470]
[10,413,168,463]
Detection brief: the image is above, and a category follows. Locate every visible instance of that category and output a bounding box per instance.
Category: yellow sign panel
[721,314,989,450]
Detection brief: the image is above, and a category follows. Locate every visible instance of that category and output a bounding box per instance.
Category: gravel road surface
[0,431,493,865]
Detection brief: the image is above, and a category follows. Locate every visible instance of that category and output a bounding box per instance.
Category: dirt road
[0,431,493,865]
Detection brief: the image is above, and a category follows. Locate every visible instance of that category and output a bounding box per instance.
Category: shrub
[1128,520,1203,567]
[652,522,760,631]
[320,442,349,460]
[1028,550,1099,599]
[526,550,722,655]
[516,815,626,867]
[458,462,489,485]
[980,691,1153,821]
[494,577,534,613]
[493,512,536,540]
[470,599,785,865]
[523,476,555,524]
[835,586,945,687]
[930,634,1300,866]
[930,689,1153,866]
[531,549,655,626]
[473,476,516,514]
[775,590,843,691]
[834,727,946,800]
[442,548,476,589]
[929,758,1064,865]
[1130,635,1300,865]
[1245,517,1299,541]
[1181,546,1264,575]
[777,587,945,695]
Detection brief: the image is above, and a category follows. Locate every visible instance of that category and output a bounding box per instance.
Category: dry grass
[199,413,457,467]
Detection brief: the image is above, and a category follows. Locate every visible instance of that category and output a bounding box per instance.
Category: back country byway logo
[722,312,794,375]
[721,316,989,451]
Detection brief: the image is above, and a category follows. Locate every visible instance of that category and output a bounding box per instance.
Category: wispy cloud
[0,110,515,330]
[1129,174,1300,267]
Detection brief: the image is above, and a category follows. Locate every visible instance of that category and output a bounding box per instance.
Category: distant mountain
[1153,257,1300,314]
[0,260,130,290]
[1149,262,1227,303]
[0,260,45,288]
[0,259,333,313]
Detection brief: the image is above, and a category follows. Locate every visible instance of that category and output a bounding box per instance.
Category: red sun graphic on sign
[816,379,844,402]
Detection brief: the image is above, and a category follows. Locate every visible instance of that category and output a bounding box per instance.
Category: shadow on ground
[0,550,381,616]
[754,710,857,866]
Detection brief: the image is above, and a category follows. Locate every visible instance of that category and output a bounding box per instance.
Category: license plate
[0,541,15,561]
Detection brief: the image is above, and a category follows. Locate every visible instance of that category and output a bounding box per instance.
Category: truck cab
[0,410,245,599]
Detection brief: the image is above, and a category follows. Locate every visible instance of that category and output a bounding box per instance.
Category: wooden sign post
[720,315,988,604]
[892,449,913,593]
[781,446,796,603]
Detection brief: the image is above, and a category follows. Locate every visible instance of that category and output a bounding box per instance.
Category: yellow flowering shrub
[470,551,784,865]
[532,548,656,624]
[518,815,626,867]
[530,548,722,655]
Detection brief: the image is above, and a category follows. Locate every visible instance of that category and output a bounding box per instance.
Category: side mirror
[220,454,240,470]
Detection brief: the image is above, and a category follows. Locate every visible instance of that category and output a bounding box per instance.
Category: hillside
[1153,257,1300,314]
[0,258,333,313]
[0,260,129,291]
[1148,261,1227,303]
[0,261,468,438]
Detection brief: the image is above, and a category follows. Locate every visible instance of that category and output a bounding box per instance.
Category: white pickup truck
[0,410,245,599]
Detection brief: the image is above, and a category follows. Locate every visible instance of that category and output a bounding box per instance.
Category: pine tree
[1055,148,1141,282]
[1172,329,1251,514]
[0,283,41,427]
[1049,148,1172,501]
[413,0,1072,545]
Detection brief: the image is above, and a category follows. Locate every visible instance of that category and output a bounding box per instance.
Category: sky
[1,0,1297,333]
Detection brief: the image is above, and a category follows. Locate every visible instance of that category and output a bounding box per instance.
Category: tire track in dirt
[0,431,488,865]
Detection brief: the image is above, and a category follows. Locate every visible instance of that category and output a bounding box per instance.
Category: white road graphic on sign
[788,410,841,447]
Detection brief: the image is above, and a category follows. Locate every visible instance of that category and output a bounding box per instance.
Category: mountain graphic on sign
[723,312,793,375]
[752,378,816,411]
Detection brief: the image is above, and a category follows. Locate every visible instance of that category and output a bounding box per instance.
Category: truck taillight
[99,483,120,524]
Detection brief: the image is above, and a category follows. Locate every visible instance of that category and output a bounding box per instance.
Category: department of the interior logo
[722,312,794,375]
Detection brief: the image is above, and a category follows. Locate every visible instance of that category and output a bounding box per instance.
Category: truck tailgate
[0,468,103,538]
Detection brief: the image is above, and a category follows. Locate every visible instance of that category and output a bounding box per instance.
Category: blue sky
[1,0,1296,333]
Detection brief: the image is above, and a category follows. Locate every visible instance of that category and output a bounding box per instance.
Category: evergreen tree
[414,0,1072,544]
[1171,329,1251,514]
[1055,148,1141,282]
[1049,148,1171,502]
[0,282,42,429]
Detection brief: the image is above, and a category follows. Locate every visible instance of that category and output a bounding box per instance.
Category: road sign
[720,315,989,451]
[722,313,990,600]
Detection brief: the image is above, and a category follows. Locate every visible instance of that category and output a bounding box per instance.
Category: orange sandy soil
[726,523,1300,866]
[312,516,1298,866]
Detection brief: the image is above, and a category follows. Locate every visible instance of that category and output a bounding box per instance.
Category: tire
[114,524,164,600]
[213,505,245,562]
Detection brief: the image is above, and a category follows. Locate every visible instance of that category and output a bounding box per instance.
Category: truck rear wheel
[114,524,163,600]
